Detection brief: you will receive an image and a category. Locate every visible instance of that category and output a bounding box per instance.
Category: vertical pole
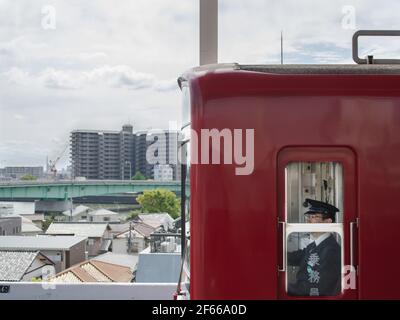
[180,146,187,259]
[200,0,218,65]
[69,196,73,222]
[281,31,283,65]
[128,221,132,253]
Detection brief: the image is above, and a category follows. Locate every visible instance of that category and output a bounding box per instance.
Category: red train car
[177,31,400,300]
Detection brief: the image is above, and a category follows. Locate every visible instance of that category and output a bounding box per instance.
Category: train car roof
[178,63,400,89]
[239,64,400,74]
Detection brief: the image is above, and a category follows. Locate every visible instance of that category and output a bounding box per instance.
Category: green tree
[42,216,54,232]
[126,209,142,221]
[132,171,146,180]
[20,174,37,181]
[31,277,42,282]
[137,189,180,219]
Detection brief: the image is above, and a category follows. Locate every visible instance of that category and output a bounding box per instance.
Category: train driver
[288,198,341,296]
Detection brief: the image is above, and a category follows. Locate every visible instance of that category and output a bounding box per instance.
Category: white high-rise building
[154,165,174,181]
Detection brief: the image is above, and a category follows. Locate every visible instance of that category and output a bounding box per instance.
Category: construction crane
[47,143,68,179]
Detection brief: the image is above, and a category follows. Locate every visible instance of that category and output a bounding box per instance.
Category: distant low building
[50,259,133,283]
[154,164,174,181]
[137,213,174,231]
[20,216,42,236]
[0,216,21,236]
[0,203,14,215]
[0,236,87,273]
[62,205,92,222]
[88,209,119,223]
[46,222,111,257]
[0,251,54,282]
[0,166,44,180]
[20,214,45,230]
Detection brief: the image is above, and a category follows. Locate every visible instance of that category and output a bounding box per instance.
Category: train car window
[285,162,343,223]
[287,232,342,297]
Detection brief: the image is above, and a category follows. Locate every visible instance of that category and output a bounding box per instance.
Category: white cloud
[1,65,177,91]
[13,114,24,120]
[1,0,400,167]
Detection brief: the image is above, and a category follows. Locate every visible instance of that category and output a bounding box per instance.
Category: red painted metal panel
[188,69,400,299]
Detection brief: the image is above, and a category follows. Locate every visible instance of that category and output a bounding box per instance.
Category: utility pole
[69,196,73,222]
[128,221,132,253]
[200,0,218,65]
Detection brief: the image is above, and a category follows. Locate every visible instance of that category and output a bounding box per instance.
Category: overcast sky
[1,0,400,169]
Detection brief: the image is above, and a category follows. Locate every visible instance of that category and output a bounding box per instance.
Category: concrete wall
[87,237,102,257]
[68,239,86,268]
[112,238,127,254]
[41,250,64,273]
[113,237,145,254]
[0,282,176,300]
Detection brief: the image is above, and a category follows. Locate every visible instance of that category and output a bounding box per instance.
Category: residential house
[50,259,133,283]
[108,222,131,238]
[137,213,174,231]
[88,209,119,223]
[20,214,45,229]
[62,205,92,222]
[46,222,111,257]
[20,216,42,236]
[0,236,86,273]
[0,251,54,282]
[112,221,156,254]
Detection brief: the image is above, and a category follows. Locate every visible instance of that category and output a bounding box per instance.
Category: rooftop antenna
[280,30,284,64]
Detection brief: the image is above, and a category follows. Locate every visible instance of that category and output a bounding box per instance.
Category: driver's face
[305,213,331,223]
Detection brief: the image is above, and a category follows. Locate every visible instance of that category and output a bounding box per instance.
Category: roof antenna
[280,30,284,64]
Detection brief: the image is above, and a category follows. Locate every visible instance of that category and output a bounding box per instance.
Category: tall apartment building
[71,125,135,180]
[135,130,181,181]
[70,125,181,181]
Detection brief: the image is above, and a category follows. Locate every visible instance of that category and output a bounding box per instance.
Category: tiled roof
[0,236,87,250]
[91,252,138,272]
[133,221,156,238]
[62,205,91,217]
[89,209,118,216]
[46,223,108,238]
[51,260,133,283]
[115,221,155,238]
[20,214,45,221]
[109,222,130,234]
[138,213,173,230]
[0,251,38,281]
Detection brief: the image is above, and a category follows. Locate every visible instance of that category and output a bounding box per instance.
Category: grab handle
[350,218,359,268]
[353,30,400,64]
[278,220,286,272]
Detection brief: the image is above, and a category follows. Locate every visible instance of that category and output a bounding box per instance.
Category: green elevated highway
[0,180,182,201]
